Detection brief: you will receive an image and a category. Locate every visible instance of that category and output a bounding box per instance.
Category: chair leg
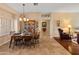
[9,41,12,48]
[9,39,12,48]
[12,41,16,49]
[29,41,31,48]
[23,41,26,49]
[32,39,36,48]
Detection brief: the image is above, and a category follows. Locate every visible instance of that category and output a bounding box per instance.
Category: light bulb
[19,18,22,21]
[24,17,26,21]
[27,19,29,21]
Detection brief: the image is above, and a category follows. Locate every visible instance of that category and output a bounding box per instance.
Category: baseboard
[0,33,10,37]
[49,35,60,39]
[53,37,60,39]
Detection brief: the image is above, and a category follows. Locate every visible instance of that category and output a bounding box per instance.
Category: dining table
[9,33,32,48]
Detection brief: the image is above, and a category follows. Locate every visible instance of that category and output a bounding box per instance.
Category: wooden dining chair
[31,32,40,48]
[14,36,23,46]
[9,35,23,49]
[23,35,32,48]
[33,34,40,44]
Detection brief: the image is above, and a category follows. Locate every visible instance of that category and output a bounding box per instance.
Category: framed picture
[42,22,47,27]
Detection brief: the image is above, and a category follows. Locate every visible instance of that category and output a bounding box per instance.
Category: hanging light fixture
[19,4,26,21]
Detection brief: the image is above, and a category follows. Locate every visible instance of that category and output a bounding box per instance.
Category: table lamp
[68,25,72,35]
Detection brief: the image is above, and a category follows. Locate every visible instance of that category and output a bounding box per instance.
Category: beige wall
[0,7,17,45]
[18,12,41,33]
[0,8,16,36]
[19,12,79,37]
[53,12,79,36]
[18,12,52,37]
[1,5,79,38]
[25,12,51,35]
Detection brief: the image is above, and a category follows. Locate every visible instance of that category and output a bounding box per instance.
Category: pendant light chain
[23,4,25,17]
[19,3,29,22]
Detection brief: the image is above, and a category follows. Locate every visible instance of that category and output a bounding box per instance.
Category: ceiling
[3,3,79,13]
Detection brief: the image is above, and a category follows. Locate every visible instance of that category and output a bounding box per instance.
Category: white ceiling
[4,3,79,13]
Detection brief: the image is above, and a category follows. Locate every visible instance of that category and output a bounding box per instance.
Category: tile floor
[0,35,70,55]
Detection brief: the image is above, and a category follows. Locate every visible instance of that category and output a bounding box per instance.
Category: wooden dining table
[9,33,32,48]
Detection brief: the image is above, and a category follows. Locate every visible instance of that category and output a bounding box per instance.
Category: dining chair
[9,35,23,49]
[23,35,32,48]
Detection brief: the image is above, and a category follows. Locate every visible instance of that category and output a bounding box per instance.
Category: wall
[25,12,51,36]
[53,12,79,37]
[0,9,16,36]
[18,12,51,37]
[1,11,78,38]
[1,11,79,38]
[0,7,17,46]
[19,12,41,32]
[50,13,59,37]
[19,12,66,38]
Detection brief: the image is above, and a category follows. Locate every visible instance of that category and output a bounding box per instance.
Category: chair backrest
[33,32,40,39]
[23,36,32,41]
[14,33,20,35]
[12,35,22,41]
[58,28,63,32]
[58,28,63,34]
[58,28,64,38]
[77,34,79,39]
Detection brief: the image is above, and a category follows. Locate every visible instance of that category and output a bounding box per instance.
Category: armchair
[58,28,71,40]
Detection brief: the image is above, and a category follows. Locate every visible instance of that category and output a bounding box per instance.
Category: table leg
[9,38,13,48]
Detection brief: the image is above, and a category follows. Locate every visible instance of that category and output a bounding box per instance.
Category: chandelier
[19,4,28,22]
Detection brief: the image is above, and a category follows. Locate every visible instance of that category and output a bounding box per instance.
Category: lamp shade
[68,25,71,28]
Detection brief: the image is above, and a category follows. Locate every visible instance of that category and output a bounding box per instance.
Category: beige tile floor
[0,35,11,46]
[0,35,71,55]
